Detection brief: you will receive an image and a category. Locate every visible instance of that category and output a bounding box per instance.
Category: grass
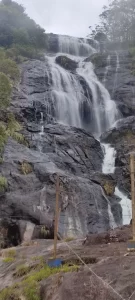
[103,181,115,196]
[0,263,78,300]
[20,161,33,175]
[15,265,33,278]
[3,257,15,263]
[0,176,7,192]
[64,237,75,242]
[3,249,16,258]
[0,113,28,163]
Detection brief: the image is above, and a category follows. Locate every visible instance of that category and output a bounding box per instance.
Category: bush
[3,257,15,263]
[0,58,20,80]
[0,122,8,152]
[0,47,6,59]
[3,248,16,258]
[0,72,12,108]
[0,176,7,192]
[20,161,33,175]
[15,265,32,277]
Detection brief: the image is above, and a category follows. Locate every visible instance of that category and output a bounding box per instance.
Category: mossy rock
[56,55,78,71]
[85,53,108,68]
[103,181,115,196]
[0,176,7,193]
[20,161,33,175]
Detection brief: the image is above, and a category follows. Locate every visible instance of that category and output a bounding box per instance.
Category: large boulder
[0,128,111,239]
[40,270,117,300]
[55,55,78,71]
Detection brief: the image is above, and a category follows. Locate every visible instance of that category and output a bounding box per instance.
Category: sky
[16,0,108,38]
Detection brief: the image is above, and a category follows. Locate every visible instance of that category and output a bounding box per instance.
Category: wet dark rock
[94,50,135,118]
[85,53,108,68]
[101,117,135,195]
[55,55,78,71]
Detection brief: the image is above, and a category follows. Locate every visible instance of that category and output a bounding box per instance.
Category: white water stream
[102,143,132,225]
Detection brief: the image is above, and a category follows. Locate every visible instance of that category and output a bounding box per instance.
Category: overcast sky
[16,0,108,37]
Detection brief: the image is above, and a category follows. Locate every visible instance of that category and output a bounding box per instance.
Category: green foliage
[0,263,78,300]
[23,264,78,284]
[0,47,6,59]
[7,113,22,132]
[129,47,135,57]
[11,131,28,146]
[20,161,33,175]
[15,264,32,277]
[103,181,115,196]
[3,257,15,263]
[0,58,20,80]
[90,53,107,68]
[0,176,7,192]
[89,0,135,46]
[0,72,11,108]
[0,0,48,52]
[4,248,16,257]
[0,286,19,300]
[64,237,75,242]
[24,281,39,300]
[0,122,8,152]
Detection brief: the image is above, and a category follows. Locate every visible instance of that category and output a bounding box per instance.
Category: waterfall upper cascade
[45,35,119,136]
[58,35,96,57]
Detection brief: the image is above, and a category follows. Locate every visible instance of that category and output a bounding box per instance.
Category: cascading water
[102,144,132,225]
[58,35,96,56]
[77,61,119,136]
[46,56,83,127]
[44,35,119,136]
[103,55,111,86]
[113,51,120,96]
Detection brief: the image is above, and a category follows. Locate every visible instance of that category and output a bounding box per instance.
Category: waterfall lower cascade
[102,144,132,226]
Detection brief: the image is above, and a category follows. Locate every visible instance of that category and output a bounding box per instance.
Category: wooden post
[54,174,60,259]
[130,154,135,241]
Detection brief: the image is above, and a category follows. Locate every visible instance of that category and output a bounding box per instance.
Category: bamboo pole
[54,174,60,259]
[130,154,135,241]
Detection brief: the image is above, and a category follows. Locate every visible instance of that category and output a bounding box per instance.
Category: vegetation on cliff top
[0,0,48,55]
[89,0,135,49]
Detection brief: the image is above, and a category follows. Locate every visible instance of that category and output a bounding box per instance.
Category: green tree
[0,58,20,80]
[0,72,12,108]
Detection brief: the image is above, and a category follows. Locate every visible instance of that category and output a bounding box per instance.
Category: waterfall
[46,56,83,128]
[40,112,44,135]
[102,143,132,226]
[113,51,120,96]
[58,35,96,56]
[77,61,119,136]
[103,55,111,86]
[102,144,116,174]
[44,35,119,136]
[43,35,130,228]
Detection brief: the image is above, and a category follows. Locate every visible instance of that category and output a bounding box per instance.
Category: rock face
[1,39,135,245]
[94,50,135,117]
[101,116,135,195]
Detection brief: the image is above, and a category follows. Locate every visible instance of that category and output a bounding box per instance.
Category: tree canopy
[89,0,135,46]
[0,0,47,49]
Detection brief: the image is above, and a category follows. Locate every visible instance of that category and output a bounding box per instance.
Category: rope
[57,232,125,300]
